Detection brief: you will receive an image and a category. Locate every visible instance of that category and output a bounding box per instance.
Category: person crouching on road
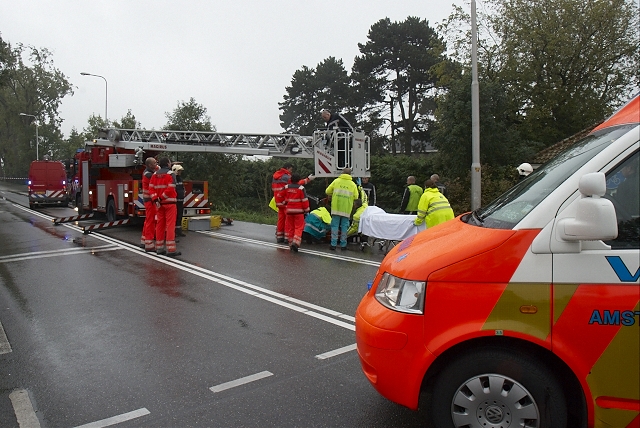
[414,179,454,228]
[150,157,181,257]
[141,157,159,252]
[303,198,332,243]
[283,174,310,252]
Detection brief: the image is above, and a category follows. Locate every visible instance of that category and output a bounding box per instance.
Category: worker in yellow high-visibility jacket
[414,179,454,228]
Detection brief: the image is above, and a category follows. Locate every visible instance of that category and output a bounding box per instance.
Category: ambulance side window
[604,150,639,249]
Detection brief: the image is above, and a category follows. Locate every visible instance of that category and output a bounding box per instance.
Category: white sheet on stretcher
[358,206,426,241]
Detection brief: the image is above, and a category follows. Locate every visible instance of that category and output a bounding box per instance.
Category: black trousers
[175,201,184,228]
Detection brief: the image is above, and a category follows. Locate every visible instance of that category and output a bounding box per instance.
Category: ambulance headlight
[374,272,425,314]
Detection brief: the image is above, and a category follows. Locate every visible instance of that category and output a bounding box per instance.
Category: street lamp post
[20,113,39,160]
[80,72,108,123]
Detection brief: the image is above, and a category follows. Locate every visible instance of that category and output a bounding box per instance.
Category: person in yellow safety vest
[414,179,455,228]
[356,179,369,207]
[347,198,367,238]
[326,167,359,250]
[400,176,423,214]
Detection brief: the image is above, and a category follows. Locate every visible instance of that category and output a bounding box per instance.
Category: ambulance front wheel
[427,347,567,428]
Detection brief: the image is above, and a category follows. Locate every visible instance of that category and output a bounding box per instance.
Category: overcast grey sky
[1,0,462,137]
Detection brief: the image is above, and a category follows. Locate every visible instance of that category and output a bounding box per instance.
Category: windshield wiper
[462,209,484,227]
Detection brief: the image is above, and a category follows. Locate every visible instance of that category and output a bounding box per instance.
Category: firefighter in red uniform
[141,157,158,252]
[283,174,310,252]
[272,163,314,244]
[149,157,180,257]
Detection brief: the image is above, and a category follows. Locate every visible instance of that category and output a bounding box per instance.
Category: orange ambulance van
[355,94,639,427]
[27,160,69,209]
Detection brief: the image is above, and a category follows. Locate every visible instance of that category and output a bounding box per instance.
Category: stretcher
[358,206,426,253]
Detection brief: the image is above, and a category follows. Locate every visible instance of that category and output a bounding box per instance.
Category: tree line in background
[1,0,638,214]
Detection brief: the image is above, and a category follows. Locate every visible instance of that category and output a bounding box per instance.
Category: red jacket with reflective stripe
[272,168,291,208]
[149,168,177,204]
[273,168,311,208]
[283,184,310,215]
[142,167,155,202]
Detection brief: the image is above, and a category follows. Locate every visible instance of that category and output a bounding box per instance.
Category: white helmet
[517,163,533,176]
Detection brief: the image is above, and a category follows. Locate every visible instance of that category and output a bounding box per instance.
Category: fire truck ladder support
[52,213,95,225]
[82,219,130,234]
[93,128,315,158]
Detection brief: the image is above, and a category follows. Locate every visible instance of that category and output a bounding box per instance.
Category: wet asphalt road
[0,183,430,428]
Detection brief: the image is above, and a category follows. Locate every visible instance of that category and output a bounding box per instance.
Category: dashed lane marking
[0,320,11,354]
[209,371,274,393]
[9,389,41,428]
[72,408,150,428]
[315,343,357,360]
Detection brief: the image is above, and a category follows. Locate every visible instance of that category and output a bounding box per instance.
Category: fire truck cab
[355,95,639,427]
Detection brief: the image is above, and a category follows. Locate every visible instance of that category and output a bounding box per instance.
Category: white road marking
[315,343,357,360]
[202,230,381,267]
[209,371,273,393]
[0,245,119,264]
[0,320,11,354]
[9,389,41,428]
[83,234,359,330]
[8,205,361,330]
[72,408,150,428]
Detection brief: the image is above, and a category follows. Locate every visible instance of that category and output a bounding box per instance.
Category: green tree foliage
[434,72,542,178]
[352,17,447,155]
[162,98,244,210]
[442,0,639,149]
[111,109,141,129]
[81,114,108,140]
[80,110,140,143]
[58,127,85,160]
[165,97,215,132]
[489,0,639,144]
[279,57,353,135]
[433,0,638,208]
[0,37,73,176]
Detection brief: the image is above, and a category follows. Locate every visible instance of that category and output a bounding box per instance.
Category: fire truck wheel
[106,198,117,222]
[427,347,567,428]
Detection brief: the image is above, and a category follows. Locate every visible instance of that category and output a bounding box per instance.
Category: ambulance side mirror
[557,172,618,241]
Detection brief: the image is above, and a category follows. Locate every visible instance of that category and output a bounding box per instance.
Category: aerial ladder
[95,127,371,178]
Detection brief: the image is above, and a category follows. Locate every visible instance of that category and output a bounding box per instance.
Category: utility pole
[470,0,482,210]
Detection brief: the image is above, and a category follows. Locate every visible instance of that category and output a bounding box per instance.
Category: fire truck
[66,127,370,222]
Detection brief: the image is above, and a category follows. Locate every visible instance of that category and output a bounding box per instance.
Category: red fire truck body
[67,139,209,221]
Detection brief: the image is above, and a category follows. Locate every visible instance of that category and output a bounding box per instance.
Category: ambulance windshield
[470,124,636,229]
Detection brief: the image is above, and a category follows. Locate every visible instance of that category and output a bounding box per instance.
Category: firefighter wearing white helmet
[517,163,533,179]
